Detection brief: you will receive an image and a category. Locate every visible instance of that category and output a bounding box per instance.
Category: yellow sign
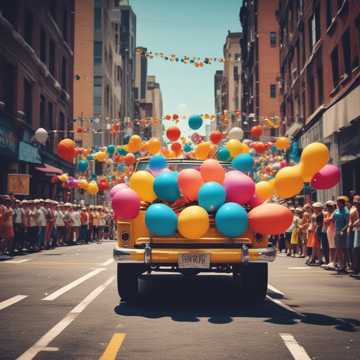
[7,174,30,195]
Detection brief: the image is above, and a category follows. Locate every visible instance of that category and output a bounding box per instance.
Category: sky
[130,0,243,119]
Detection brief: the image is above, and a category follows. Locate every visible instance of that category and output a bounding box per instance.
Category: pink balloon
[311,164,340,190]
[111,188,140,220]
[110,183,128,198]
[223,170,255,204]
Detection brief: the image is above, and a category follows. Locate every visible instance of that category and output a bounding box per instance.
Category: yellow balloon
[94,151,107,162]
[78,179,88,189]
[87,181,99,195]
[58,173,69,183]
[274,165,304,199]
[123,144,129,152]
[178,206,209,239]
[275,137,290,150]
[300,142,330,182]
[129,171,156,202]
[147,138,161,155]
[128,135,142,152]
[194,142,211,160]
[225,139,248,157]
[255,181,274,201]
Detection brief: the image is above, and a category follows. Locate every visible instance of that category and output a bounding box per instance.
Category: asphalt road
[0,242,359,360]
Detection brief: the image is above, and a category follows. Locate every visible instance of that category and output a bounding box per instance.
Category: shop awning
[35,163,63,175]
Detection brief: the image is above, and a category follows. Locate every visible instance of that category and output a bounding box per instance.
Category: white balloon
[228,127,244,140]
[34,128,48,144]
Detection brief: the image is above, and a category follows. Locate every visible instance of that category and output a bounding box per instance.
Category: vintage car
[113,158,276,303]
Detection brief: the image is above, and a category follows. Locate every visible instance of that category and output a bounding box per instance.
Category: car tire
[117,263,145,302]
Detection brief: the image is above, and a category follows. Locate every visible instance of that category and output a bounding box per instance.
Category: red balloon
[171,142,182,153]
[165,114,172,121]
[251,125,263,138]
[311,164,340,190]
[124,153,136,166]
[253,142,266,153]
[166,126,181,142]
[57,138,76,162]
[172,114,179,120]
[210,131,223,145]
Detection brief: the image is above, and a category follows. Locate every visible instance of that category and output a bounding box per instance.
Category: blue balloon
[215,203,248,237]
[217,147,231,161]
[78,159,88,172]
[149,155,167,170]
[91,173,97,180]
[232,153,254,172]
[188,114,203,130]
[183,143,193,153]
[117,163,125,172]
[145,204,177,236]
[198,182,226,212]
[153,172,180,202]
[117,147,127,156]
[107,144,115,155]
[87,155,93,160]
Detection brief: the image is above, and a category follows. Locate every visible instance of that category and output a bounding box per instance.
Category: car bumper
[113,246,276,264]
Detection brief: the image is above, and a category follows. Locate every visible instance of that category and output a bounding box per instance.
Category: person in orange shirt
[80,207,89,244]
[0,195,15,256]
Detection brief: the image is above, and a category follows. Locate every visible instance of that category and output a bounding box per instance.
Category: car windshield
[136,160,232,172]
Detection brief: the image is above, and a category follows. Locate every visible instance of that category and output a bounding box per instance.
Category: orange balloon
[178,169,204,201]
[194,142,211,160]
[57,138,76,162]
[148,138,161,155]
[200,159,225,183]
[171,142,182,154]
[124,153,136,166]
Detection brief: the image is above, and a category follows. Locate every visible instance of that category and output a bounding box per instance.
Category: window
[94,41,102,64]
[337,0,343,10]
[0,1,18,25]
[270,32,277,47]
[50,2,57,21]
[59,112,65,131]
[342,29,351,75]
[23,78,33,125]
[24,10,33,46]
[356,16,360,66]
[326,0,333,28]
[40,95,46,127]
[94,7,102,30]
[309,6,321,50]
[270,84,276,98]
[40,28,46,63]
[233,66,239,80]
[62,9,68,42]
[48,102,54,149]
[62,57,67,90]
[49,39,55,76]
[331,47,340,87]
[0,59,16,115]
[94,76,102,86]
[317,65,324,104]
[307,67,315,113]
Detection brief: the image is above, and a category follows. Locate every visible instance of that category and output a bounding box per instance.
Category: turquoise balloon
[149,155,167,170]
[198,182,226,212]
[153,171,180,202]
[145,204,177,236]
[107,144,115,155]
[232,154,254,172]
[78,159,88,172]
[188,114,203,130]
[215,202,248,237]
[183,143,193,153]
[87,155,93,160]
[217,147,231,161]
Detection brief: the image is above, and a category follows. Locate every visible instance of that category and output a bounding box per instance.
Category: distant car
[113,158,275,303]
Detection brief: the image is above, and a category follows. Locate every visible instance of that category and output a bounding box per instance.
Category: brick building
[240,0,281,138]
[0,1,75,197]
[278,0,360,199]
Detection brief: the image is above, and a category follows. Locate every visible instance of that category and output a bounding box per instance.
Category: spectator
[323,201,337,269]
[290,208,302,256]
[72,205,81,243]
[80,207,89,243]
[35,199,47,249]
[347,195,359,272]
[63,203,73,245]
[44,200,56,249]
[54,202,65,246]
[14,199,24,253]
[352,196,360,274]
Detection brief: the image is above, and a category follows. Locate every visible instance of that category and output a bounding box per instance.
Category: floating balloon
[117,146,128,156]
[110,183,128,198]
[178,169,204,201]
[128,135,142,153]
[145,204,177,236]
[217,147,231,161]
[215,202,248,237]
[225,139,248,157]
[310,164,340,190]
[275,137,290,150]
[124,153,136,166]
[255,181,273,201]
[149,155,167,170]
[198,182,226,212]
[78,159,88,172]
[107,144,115,155]
[183,143,193,153]
[94,151,107,162]
[250,125,263,138]
[129,171,156,202]
[98,178,109,191]
[210,131,223,145]
[228,127,244,140]
[223,170,255,204]
[274,165,303,198]
[57,138,76,162]
[194,142,211,160]
[147,138,161,155]
[78,179,88,190]
[232,153,254,172]
[112,188,140,220]
[248,203,293,235]
[166,126,181,142]
[34,128,48,144]
[87,181,99,195]
[171,142,182,154]
[178,206,209,239]
[153,171,180,202]
[247,194,264,208]
[200,159,225,183]
[188,114,203,130]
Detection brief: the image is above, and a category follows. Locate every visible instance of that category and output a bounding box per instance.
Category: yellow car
[113,158,276,302]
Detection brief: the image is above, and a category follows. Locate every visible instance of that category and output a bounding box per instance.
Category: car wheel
[117,263,145,302]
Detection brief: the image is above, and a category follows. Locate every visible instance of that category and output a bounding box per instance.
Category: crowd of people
[0,195,114,258]
[273,194,360,275]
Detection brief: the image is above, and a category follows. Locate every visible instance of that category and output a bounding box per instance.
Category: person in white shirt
[35,200,47,249]
[71,205,81,243]
[55,203,65,246]
[14,199,24,252]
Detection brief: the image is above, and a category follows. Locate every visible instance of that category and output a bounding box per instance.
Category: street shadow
[113,273,360,331]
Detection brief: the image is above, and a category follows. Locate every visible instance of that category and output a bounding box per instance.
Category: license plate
[178,253,210,269]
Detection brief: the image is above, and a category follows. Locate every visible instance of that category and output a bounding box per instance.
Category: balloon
[198,182,226,212]
[110,183,128,198]
[94,151,107,162]
[248,194,264,208]
[274,166,304,198]
[149,155,167,170]
[183,143,193,153]
[210,131,223,145]
[58,173,69,183]
[178,206,209,239]
[253,142,266,154]
[255,181,273,201]
[178,169,204,201]
[34,128,48,144]
[87,181,99,195]
[128,135,142,152]
[171,142,182,154]
[166,126,181,142]
[225,139,248,157]
[232,153,254,172]
[78,159,88,172]
[300,142,330,182]
[57,139,76,162]
[124,153,136,166]
[275,137,290,150]
[98,178,109,191]
[112,188,140,220]
[78,179,88,190]
[194,142,211,160]
[228,127,244,140]
[188,114,203,130]
[147,138,161,155]
[215,202,248,237]
[145,204,177,236]
[117,146,128,156]
[117,163,125,172]
[200,159,225,183]
[248,203,293,235]
[224,170,255,204]
[310,164,340,190]
[107,144,115,155]
[129,171,156,202]
[153,171,180,202]
[217,147,231,161]
[250,125,263,138]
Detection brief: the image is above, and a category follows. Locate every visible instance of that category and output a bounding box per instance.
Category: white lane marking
[42,268,106,301]
[17,276,115,360]
[99,258,114,266]
[266,295,303,317]
[3,259,31,264]
[0,295,28,311]
[280,333,311,360]
[288,267,311,270]
[268,284,285,297]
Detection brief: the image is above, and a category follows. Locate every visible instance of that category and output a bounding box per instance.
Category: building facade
[0,0,75,197]
[214,70,224,130]
[146,76,163,139]
[278,0,360,199]
[240,0,281,138]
